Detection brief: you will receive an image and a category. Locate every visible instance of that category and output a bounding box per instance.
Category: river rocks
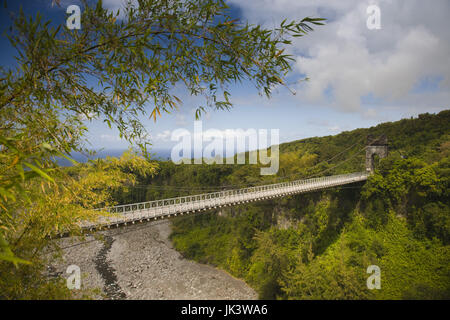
[51,221,257,300]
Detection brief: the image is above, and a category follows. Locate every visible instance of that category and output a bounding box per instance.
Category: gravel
[51,220,257,300]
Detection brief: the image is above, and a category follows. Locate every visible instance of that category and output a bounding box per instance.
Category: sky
[1,0,449,151]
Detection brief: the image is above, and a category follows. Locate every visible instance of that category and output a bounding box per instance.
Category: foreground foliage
[0,152,156,299]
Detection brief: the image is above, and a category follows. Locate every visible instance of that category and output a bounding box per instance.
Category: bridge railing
[94,171,369,218]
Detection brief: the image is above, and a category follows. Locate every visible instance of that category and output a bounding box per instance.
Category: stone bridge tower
[366,135,388,172]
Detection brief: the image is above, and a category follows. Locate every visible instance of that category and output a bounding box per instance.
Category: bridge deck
[82,172,369,230]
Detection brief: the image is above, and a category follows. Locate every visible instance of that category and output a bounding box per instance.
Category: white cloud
[102,0,138,19]
[100,134,122,142]
[154,130,172,142]
[296,25,450,111]
[229,0,450,114]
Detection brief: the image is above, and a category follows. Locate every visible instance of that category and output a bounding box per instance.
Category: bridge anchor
[366,135,388,172]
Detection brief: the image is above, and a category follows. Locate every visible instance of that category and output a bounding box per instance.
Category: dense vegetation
[0,0,323,299]
[0,151,157,299]
[146,110,449,300]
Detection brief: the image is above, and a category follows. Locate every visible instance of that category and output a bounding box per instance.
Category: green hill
[161,110,449,300]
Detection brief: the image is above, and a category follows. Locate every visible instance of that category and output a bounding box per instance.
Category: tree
[0,0,324,283]
[0,150,157,299]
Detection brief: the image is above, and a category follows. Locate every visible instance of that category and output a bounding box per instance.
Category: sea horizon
[56,148,173,167]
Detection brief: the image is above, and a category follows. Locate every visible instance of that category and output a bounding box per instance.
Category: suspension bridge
[81,136,388,231]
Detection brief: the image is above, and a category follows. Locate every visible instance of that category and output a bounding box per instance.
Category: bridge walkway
[82,172,369,230]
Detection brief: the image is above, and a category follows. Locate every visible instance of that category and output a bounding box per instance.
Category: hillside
[116,110,449,204]
[140,110,450,300]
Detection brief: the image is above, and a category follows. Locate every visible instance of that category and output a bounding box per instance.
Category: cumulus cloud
[229,0,450,113]
[100,134,122,142]
[297,25,450,111]
[102,0,138,19]
[154,130,172,142]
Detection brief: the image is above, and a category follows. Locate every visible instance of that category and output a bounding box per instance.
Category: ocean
[57,148,172,166]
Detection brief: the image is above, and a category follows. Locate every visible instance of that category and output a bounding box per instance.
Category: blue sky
[1,0,449,151]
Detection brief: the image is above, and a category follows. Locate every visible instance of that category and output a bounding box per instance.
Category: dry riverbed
[50,221,257,300]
